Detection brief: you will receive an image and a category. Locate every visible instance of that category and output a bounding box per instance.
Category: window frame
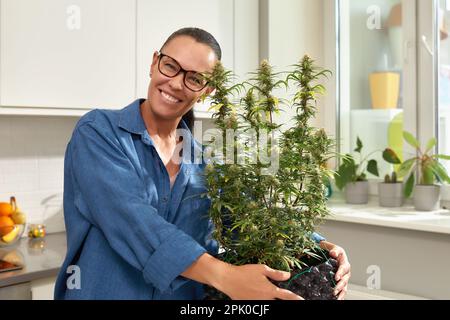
[323,0,450,201]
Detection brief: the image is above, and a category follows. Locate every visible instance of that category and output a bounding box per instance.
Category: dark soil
[270,253,339,300]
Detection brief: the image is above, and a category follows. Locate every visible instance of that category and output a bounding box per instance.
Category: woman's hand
[182,253,302,300]
[320,241,351,300]
[218,264,304,300]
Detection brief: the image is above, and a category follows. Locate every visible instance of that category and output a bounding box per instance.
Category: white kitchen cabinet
[0,0,136,111]
[0,0,259,117]
[0,282,32,300]
[136,0,236,118]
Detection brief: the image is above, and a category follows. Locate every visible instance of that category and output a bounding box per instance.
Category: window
[438,0,450,176]
[338,0,408,178]
[324,0,450,200]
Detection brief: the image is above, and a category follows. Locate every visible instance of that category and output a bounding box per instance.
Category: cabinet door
[0,282,31,300]
[0,0,136,110]
[136,0,234,118]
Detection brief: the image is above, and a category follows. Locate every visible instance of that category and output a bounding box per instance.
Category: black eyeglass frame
[157,52,209,92]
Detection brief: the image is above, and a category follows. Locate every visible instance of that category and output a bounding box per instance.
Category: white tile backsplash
[0,115,79,235]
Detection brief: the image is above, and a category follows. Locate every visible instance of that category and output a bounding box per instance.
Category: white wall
[0,116,79,233]
[265,0,325,130]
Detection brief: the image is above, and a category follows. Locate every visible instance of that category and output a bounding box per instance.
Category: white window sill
[346,284,428,300]
[326,195,450,235]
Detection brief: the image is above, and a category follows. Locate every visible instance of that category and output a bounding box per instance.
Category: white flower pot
[413,185,441,211]
[345,181,369,204]
[378,182,404,207]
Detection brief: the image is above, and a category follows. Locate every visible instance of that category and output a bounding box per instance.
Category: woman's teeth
[161,91,180,104]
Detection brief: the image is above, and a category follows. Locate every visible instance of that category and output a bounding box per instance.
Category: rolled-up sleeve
[70,121,206,294]
[311,232,326,244]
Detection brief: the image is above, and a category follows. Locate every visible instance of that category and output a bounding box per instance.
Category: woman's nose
[168,72,185,91]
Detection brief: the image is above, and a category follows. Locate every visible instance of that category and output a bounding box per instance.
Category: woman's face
[147,35,217,120]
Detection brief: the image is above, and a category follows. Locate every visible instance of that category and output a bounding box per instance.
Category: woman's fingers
[336,259,351,282]
[337,286,348,300]
[261,265,291,282]
[260,266,303,300]
[330,247,350,282]
[273,287,304,300]
[334,272,351,298]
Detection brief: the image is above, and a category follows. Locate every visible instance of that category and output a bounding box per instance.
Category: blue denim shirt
[54,98,325,300]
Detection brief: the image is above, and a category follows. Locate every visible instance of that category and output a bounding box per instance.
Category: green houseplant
[203,56,338,300]
[382,131,450,211]
[334,137,379,204]
[378,149,404,207]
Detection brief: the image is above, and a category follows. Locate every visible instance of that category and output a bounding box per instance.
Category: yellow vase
[369,72,400,109]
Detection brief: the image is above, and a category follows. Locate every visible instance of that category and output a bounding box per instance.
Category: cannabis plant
[204,56,334,273]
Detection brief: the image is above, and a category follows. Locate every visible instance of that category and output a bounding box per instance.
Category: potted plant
[334,138,379,204]
[378,149,404,207]
[382,131,450,211]
[203,56,338,300]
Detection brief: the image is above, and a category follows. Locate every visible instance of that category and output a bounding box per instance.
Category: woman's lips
[160,89,182,104]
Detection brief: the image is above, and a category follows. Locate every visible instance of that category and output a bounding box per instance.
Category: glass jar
[28,224,46,238]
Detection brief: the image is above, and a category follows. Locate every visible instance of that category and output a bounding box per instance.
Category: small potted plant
[383,131,450,211]
[334,138,379,204]
[203,56,338,300]
[378,149,404,207]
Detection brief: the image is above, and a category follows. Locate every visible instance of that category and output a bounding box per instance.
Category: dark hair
[162,27,222,132]
[161,27,222,61]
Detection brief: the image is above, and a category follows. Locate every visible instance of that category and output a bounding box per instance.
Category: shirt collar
[118,98,148,135]
[118,99,202,164]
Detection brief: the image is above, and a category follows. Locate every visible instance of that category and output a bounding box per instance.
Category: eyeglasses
[157,52,208,92]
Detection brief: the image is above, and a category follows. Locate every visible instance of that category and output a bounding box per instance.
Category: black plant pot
[204,251,339,300]
[270,252,339,300]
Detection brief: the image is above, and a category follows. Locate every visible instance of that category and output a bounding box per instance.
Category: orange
[0,216,15,236]
[0,197,17,217]
[0,202,14,216]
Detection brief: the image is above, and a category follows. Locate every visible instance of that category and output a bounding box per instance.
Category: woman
[54,27,350,300]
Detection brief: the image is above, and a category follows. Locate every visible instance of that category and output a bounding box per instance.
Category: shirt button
[162,196,168,203]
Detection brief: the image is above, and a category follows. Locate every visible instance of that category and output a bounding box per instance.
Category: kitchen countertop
[0,232,66,288]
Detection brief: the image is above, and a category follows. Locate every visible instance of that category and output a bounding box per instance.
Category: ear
[150,51,159,75]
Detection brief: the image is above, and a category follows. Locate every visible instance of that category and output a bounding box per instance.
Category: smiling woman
[53,27,349,300]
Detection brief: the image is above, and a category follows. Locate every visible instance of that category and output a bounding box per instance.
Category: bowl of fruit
[0,197,26,247]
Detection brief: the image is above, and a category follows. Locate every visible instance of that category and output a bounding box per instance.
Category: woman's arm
[69,118,207,294]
